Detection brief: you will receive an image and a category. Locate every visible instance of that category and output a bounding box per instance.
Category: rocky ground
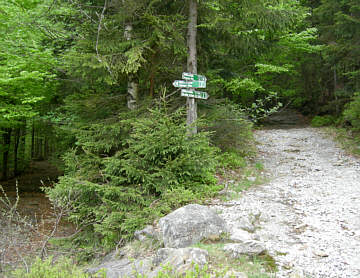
[213,126,360,278]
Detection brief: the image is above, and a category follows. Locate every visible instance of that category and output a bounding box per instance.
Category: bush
[47,108,220,252]
[201,101,255,156]
[310,115,335,127]
[11,257,98,278]
[344,92,360,130]
[217,151,247,170]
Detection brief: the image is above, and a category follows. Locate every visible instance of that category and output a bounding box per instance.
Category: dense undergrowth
[310,93,360,157]
[2,101,264,278]
[45,101,254,259]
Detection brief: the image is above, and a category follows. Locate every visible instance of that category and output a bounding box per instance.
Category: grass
[216,155,268,202]
[324,127,360,157]
[191,242,276,278]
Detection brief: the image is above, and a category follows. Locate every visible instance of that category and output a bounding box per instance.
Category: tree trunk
[31,120,35,159]
[13,128,20,176]
[19,122,26,173]
[186,0,198,135]
[124,23,138,110]
[334,66,339,115]
[2,128,12,180]
[44,136,49,159]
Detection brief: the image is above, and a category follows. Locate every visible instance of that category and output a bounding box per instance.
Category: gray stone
[151,247,209,277]
[224,242,266,258]
[229,229,253,242]
[238,218,256,233]
[88,257,153,278]
[134,225,158,241]
[87,247,208,278]
[158,204,226,248]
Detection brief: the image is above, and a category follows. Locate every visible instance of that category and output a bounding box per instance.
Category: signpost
[173,72,208,134]
[173,80,206,88]
[182,72,207,82]
[181,89,208,100]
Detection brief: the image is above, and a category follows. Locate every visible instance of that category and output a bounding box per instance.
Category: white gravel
[213,127,360,278]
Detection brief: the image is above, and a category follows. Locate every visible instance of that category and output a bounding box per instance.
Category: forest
[0,0,360,276]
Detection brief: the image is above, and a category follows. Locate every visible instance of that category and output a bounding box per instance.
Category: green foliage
[0,0,57,126]
[311,115,335,127]
[47,108,220,251]
[202,101,255,155]
[11,257,99,278]
[344,93,360,130]
[108,108,218,194]
[217,152,247,170]
[153,264,212,278]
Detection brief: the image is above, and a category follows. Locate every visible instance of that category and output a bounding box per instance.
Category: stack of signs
[172,72,208,100]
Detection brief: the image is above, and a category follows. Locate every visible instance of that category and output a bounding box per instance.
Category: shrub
[47,108,220,252]
[311,115,335,127]
[11,257,99,278]
[344,92,360,130]
[217,151,247,170]
[201,101,255,156]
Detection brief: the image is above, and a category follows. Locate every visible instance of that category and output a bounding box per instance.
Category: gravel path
[214,127,360,278]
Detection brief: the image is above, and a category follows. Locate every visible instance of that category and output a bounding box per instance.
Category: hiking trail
[213,125,360,278]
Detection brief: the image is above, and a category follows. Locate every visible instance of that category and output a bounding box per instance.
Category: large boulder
[87,248,208,278]
[87,257,153,278]
[158,204,227,248]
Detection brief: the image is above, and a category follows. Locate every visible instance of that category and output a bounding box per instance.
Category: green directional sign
[182,72,207,82]
[181,89,209,100]
[173,80,206,88]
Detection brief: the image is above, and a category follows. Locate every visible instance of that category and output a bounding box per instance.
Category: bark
[19,123,26,173]
[31,120,35,159]
[186,0,198,135]
[2,128,12,180]
[334,66,339,115]
[13,128,20,176]
[45,136,49,159]
[124,24,138,110]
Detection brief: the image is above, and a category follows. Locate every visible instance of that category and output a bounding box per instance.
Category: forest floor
[0,161,72,275]
[213,112,360,278]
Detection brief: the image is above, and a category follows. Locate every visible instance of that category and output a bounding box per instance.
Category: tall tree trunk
[124,23,138,110]
[186,0,198,134]
[19,122,26,173]
[13,128,20,176]
[44,136,49,159]
[2,128,12,180]
[334,65,339,115]
[31,120,35,159]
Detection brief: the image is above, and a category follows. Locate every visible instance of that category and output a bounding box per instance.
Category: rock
[158,204,226,248]
[224,271,248,278]
[247,176,256,182]
[151,247,208,276]
[312,249,328,257]
[238,218,256,233]
[229,229,253,242]
[88,257,153,278]
[134,225,158,241]
[224,242,266,258]
[87,247,209,278]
